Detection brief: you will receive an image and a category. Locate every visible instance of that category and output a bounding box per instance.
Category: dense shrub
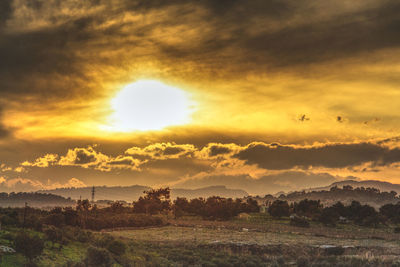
[172,196,259,220]
[107,240,127,256]
[44,213,65,227]
[76,230,92,243]
[268,200,290,218]
[290,216,310,228]
[14,232,44,262]
[86,246,113,267]
[297,257,309,267]
[294,199,322,218]
[44,225,64,247]
[324,246,345,256]
[380,203,400,224]
[92,234,115,248]
[319,207,339,226]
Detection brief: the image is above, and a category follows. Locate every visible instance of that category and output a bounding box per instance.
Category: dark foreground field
[2,213,400,266]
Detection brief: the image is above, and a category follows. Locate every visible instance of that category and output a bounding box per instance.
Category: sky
[0,0,400,195]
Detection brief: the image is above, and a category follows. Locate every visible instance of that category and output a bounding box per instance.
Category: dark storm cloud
[151,0,400,73]
[73,149,97,165]
[234,142,400,170]
[0,0,13,29]
[0,108,10,138]
[1,0,399,105]
[0,127,8,138]
[208,145,232,157]
[236,2,400,68]
[125,0,291,17]
[0,24,90,104]
[107,158,136,166]
[162,147,186,156]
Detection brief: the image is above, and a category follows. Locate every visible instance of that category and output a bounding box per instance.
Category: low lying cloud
[22,146,142,172]
[11,138,400,193]
[20,139,400,176]
[21,153,58,167]
[125,142,196,160]
[234,141,400,170]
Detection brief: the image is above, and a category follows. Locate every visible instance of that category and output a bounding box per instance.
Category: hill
[39,185,248,202]
[171,186,248,199]
[258,183,400,209]
[310,179,400,194]
[38,185,151,202]
[0,192,75,208]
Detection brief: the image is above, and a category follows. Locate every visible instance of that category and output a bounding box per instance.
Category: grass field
[108,214,400,265]
[1,214,400,266]
[110,225,400,249]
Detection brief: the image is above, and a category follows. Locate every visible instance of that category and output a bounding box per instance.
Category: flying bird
[299,114,310,122]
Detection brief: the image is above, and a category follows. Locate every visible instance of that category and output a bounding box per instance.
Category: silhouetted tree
[319,207,339,226]
[63,207,78,226]
[268,200,290,218]
[294,199,322,218]
[134,188,171,215]
[76,199,91,228]
[380,203,400,223]
[173,197,190,218]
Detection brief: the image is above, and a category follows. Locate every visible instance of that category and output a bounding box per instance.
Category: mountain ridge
[309,179,400,193]
[38,185,248,202]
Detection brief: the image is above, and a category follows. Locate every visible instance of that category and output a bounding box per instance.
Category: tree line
[273,185,399,208]
[0,188,259,232]
[268,198,400,228]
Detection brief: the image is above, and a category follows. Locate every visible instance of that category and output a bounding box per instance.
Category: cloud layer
[13,139,400,194]
[20,140,400,171]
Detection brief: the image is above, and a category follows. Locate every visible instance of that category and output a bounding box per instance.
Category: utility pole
[91,186,95,204]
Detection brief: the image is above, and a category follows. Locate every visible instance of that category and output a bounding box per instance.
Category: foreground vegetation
[1,187,400,266]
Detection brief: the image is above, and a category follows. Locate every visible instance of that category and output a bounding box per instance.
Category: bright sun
[105,80,195,131]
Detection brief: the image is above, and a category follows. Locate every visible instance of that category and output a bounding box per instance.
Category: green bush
[92,234,114,248]
[14,232,44,262]
[44,225,64,246]
[107,240,126,256]
[76,230,92,243]
[86,246,113,267]
[1,231,15,241]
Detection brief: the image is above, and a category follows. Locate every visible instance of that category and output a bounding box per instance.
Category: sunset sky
[1,0,400,194]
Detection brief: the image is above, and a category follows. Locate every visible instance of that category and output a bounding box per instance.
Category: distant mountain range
[38,185,248,202]
[310,180,400,193]
[259,179,400,209]
[5,179,400,208]
[171,186,248,199]
[37,179,400,203]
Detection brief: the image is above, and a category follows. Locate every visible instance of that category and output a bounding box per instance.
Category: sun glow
[105,80,195,132]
